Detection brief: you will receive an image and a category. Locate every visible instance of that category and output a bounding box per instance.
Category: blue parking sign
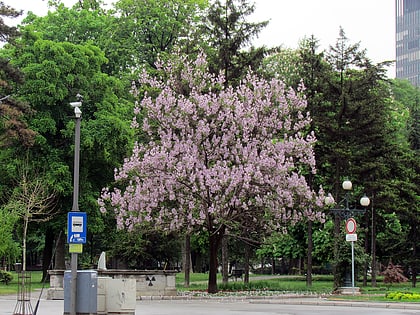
[67,212,87,244]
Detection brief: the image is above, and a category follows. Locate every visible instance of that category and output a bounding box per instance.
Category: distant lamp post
[325,180,370,294]
[69,99,82,315]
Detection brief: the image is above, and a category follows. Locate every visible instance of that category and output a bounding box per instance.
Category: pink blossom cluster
[99,53,324,233]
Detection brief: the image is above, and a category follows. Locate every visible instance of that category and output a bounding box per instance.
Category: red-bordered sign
[345,218,357,234]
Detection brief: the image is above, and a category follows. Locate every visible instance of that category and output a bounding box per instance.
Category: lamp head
[70,101,82,108]
[342,180,352,191]
[360,194,370,207]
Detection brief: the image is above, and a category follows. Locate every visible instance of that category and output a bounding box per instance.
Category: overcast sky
[3,0,395,77]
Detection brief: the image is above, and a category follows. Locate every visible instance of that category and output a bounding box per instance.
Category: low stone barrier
[47,269,177,300]
[98,269,177,299]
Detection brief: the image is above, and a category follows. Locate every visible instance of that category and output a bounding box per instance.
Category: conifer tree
[323,28,394,288]
[202,0,269,86]
[0,2,36,147]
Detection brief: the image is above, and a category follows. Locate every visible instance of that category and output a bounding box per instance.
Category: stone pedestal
[47,270,65,300]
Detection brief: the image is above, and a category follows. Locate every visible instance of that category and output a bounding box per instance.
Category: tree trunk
[333,215,341,289]
[42,227,54,282]
[412,222,418,288]
[412,244,417,288]
[22,214,29,273]
[222,235,228,284]
[207,232,222,293]
[244,243,250,284]
[183,234,191,287]
[271,257,275,275]
[371,204,377,287]
[363,221,369,287]
[54,230,66,270]
[306,220,313,286]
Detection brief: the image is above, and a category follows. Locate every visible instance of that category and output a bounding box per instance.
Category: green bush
[386,291,420,301]
[0,270,13,285]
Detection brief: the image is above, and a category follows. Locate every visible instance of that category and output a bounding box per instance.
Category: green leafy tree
[260,48,301,86]
[0,3,38,266]
[257,224,307,274]
[23,1,121,76]
[389,79,420,287]
[2,163,56,274]
[17,0,209,273]
[111,0,207,73]
[3,33,134,274]
[0,205,20,266]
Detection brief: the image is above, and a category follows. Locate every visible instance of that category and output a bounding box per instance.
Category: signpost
[67,212,87,244]
[345,218,357,295]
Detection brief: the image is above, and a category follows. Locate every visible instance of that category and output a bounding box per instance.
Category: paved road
[1,295,420,315]
[139,300,420,315]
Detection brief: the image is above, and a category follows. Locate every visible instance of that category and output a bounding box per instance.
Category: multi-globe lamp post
[325,180,370,294]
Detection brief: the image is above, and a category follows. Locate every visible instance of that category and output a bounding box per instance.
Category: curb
[138,294,420,310]
[248,298,420,310]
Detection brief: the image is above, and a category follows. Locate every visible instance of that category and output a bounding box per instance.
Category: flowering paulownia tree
[99,53,324,293]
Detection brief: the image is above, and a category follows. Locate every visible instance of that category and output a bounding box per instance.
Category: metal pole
[351,240,355,295]
[70,113,81,315]
[371,198,377,286]
[73,115,80,213]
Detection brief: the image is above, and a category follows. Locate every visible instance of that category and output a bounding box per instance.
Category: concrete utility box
[107,278,136,314]
[97,277,136,315]
[64,270,98,315]
[97,277,110,314]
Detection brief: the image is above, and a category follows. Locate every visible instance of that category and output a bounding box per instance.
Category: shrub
[386,291,420,301]
[381,262,408,284]
[0,270,13,285]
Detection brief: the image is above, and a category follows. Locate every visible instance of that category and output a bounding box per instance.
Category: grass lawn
[0,271,47,295]
[176,273,420,302]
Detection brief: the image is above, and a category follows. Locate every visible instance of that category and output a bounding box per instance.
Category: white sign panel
[346,233,357,242]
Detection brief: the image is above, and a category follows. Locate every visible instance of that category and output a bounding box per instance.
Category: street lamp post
[70,100,82,315]
[325,180,370,294]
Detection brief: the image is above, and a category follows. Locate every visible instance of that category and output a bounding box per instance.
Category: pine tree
[0,2,36,147]
[202,0,270,86]
[323,28,394,288]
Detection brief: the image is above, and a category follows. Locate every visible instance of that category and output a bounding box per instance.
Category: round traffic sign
[345,218,357,234]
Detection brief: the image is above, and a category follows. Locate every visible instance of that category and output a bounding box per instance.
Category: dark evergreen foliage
[202,0,270,86]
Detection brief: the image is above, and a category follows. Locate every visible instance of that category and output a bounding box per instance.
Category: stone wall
[98,270,177,299]
[47,269,177,300]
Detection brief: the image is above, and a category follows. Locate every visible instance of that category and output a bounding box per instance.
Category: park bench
[228,269,244,281]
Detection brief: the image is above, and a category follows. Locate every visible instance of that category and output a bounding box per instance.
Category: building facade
[396,0,420,86]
